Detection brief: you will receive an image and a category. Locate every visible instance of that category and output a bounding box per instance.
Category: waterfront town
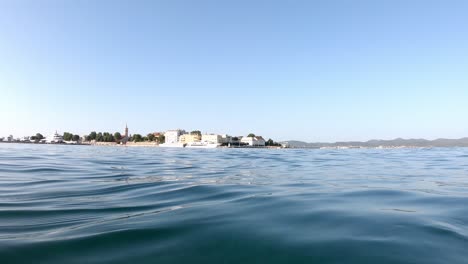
[2,125,466,149]
[0,124,287,149]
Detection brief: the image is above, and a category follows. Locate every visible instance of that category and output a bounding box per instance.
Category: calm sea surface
[1,144,468,263]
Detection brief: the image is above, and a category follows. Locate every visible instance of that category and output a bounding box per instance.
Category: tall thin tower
[125,123,129,138]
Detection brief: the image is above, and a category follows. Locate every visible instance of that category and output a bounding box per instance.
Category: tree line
[128,133,165,143]
[63,132,80,142]
[85,132,119,142]
[84,131,165,143]
[265,138,282,147]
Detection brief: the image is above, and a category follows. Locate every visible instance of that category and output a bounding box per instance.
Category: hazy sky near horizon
[1,0,467,142]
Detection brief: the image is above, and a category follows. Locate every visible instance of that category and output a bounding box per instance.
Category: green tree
[114,132,122,141]
[103,132,114,142]
[133,134,143,142]
[147,133,155,141]
[103,132,111,142]
[72,135,80,142]
[247,133,256,138]
[63,132,73,141]
[36,133,44,140]
[157,135,165,144]
[89,131,97,140]
[191,130,201,136]
[266,139,274,146]
[96,132,103,142]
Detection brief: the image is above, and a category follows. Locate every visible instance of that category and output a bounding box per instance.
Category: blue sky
[1,0,467,142]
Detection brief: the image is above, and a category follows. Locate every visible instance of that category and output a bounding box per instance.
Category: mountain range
[284,138,468,148]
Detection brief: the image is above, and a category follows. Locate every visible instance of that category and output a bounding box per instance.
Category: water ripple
[0,144,468,263]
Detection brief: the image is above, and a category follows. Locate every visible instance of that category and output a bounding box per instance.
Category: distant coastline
[2,125,467,149]
[2,137,468,149]
[0,126,284,149]
[0,141,282,149]
[284,137,468,149]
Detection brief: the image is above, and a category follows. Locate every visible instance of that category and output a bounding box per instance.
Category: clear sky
[1,0,467,142]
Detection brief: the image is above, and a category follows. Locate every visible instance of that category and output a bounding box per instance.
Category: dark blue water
[1,144,468,263]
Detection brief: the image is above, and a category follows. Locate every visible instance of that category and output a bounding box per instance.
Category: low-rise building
[220,134,232,144]
[164,130,185,144]
[241,136,266,146]
[231,136,241,144]
[179,133,201,144]
[202,134,223,144]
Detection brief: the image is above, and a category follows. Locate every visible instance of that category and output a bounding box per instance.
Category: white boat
[159,143,186,148]
[186,142,220,148]
[46,131,64,144]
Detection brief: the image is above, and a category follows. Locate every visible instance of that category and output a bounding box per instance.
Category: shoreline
[1,141,467,149]
[0,141,277,149]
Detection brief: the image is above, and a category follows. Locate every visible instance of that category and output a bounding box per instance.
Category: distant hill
[283,138,468,148]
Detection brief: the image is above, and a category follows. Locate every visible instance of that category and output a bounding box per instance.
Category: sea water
[1,143,467,263]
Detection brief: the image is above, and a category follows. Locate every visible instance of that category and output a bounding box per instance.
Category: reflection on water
[0,144,468,263]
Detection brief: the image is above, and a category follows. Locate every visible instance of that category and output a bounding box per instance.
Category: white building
[7,135,14,142]
[202,134,223,144]
[164,130,185,144]
[241,136,266,146]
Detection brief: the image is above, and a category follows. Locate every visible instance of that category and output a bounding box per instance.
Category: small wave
[1,144,468,263]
